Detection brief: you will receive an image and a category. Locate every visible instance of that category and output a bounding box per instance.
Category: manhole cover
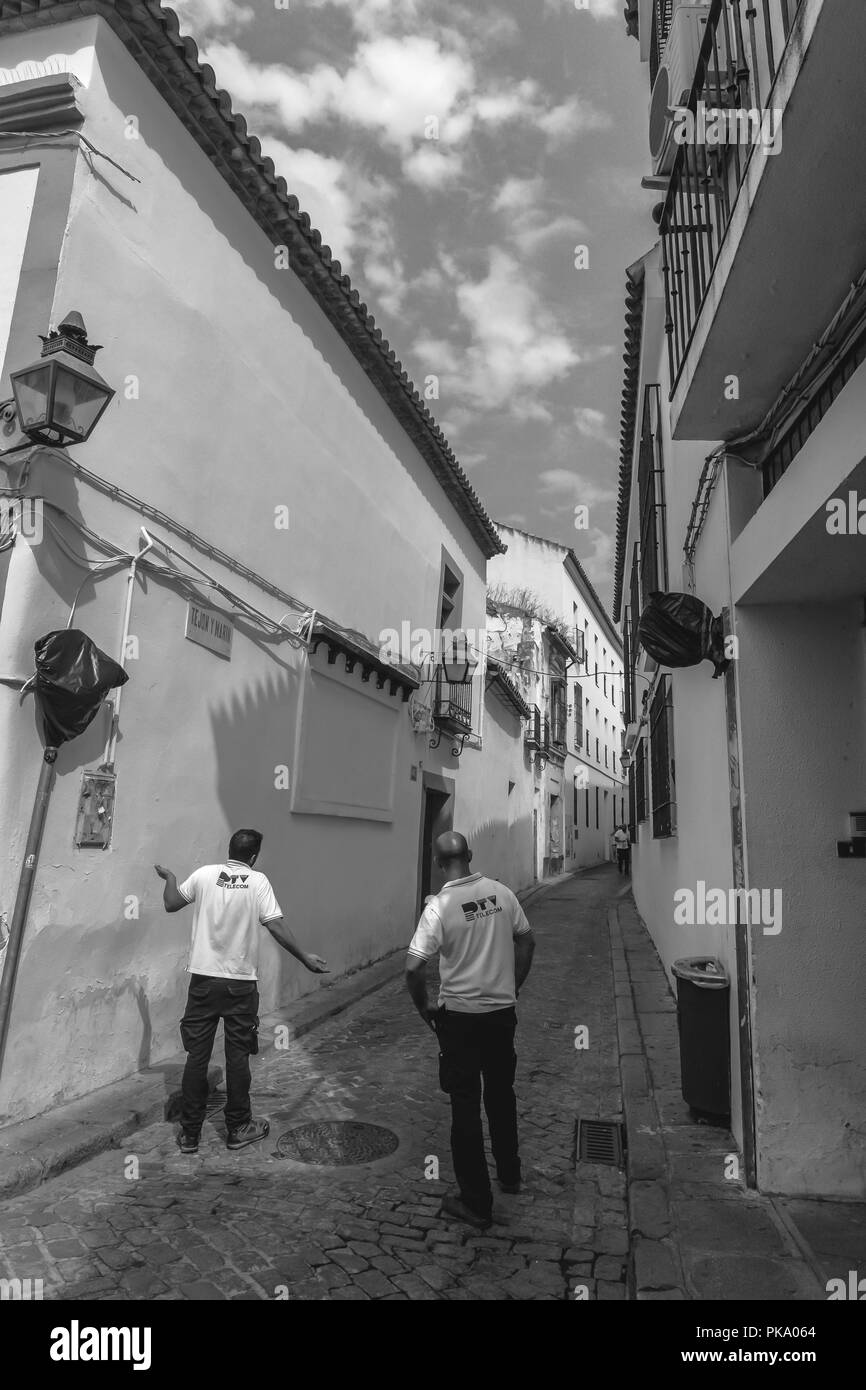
[275,1120,399,1165]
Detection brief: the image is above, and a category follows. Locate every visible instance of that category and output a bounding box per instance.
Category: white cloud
[409,266,448,297]
[258,137,355,265]
[536,96,612,142]
[202,37,474,155]
[493,182,590,255]
[553,0,621,17]
[449,249,580,414]
[404,144,465,190]
[575,526,616,596]
[583,0,623,19]
[198,35,607,201]
[537,470,616,506]
[574,406,617,449]
[172,0,253,34]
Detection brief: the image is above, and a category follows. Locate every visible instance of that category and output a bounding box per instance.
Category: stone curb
[608,902,688,1301]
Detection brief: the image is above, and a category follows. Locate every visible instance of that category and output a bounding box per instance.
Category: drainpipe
[102,528,153,768]
[0,745,58,1082]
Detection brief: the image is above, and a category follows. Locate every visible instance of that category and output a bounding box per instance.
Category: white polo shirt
[177,860,282,980]
[408,872,531,1013]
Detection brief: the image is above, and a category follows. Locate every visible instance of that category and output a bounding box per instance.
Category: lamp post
[0,313,114,1083]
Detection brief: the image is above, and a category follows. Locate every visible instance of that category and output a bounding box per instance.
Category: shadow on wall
[208,661,410,1013]
[209,662,302,1004]
[460,813,535,898]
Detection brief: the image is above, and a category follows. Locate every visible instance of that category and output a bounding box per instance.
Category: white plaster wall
[0,19,490,1122]
[457,689,535,897]
[489,528,625,873]
[737,602,866,1196]
[626,310,743,1147]
[0,166,39,381]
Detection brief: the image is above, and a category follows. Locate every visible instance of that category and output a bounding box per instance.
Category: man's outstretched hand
[154,864,172,880]
[305,954,329,974]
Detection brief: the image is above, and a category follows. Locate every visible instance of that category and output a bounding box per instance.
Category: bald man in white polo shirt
[406,831,536,1229]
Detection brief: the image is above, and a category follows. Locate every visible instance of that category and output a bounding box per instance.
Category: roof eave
[0,0,505,560]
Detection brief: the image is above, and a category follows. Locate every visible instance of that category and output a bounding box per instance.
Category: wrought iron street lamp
[9,311,114,448]
[440,630,478,685]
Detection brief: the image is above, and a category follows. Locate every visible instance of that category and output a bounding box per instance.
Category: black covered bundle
[637,592,730,680]
[33,629,129,747]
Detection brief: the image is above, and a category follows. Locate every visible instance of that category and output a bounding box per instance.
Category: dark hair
[228,829,263,864]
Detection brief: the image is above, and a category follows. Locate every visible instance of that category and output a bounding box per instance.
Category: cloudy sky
[172,0,656,606]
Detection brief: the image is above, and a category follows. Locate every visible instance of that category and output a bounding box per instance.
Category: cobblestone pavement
[0,868,628,1301]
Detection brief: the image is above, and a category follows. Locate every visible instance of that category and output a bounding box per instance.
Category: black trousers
[617,848,630,875]
[435,1004,520,1219]
[179,974,259,1133]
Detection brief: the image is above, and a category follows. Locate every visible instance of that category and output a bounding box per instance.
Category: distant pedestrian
[155,829,328,1155]
[613,824,630,876]
[406,832,536,1230]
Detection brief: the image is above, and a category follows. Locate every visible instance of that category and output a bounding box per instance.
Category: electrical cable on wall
[28,446,311,621]
[38,501,311,647]
[0,128,140,182]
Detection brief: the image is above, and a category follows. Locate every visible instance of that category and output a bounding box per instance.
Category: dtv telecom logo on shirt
[216,871,249,889]
[461,897,502,923]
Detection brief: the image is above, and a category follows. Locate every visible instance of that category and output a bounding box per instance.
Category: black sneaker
[441,1194,492,1230]
[226,1118,270,1151]
[497,1178,521,1194]
[178,1130,199,1154]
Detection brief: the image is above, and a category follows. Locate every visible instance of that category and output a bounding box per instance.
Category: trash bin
[672,957,730,1122]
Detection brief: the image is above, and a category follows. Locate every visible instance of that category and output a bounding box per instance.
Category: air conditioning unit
[649,4,710,176]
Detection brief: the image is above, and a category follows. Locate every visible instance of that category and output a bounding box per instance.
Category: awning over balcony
[485,656,531,718]
[308,617,419,701]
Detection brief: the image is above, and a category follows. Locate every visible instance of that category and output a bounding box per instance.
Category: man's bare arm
[405,954,437,1029]
[154,865,189,913]
[264,918,329,974]
[515,930,536,993]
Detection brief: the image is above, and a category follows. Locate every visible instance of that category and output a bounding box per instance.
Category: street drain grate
[577,1118,624,1167]
[275,1120,399,1166]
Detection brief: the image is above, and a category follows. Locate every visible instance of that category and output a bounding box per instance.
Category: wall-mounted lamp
[6,311,114,450]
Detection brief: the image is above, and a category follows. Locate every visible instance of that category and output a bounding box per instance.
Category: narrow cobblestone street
[0,868,629,1302]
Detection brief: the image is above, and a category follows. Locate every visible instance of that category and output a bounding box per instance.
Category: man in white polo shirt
[155,828,327,1154]
[406,831,536,1229]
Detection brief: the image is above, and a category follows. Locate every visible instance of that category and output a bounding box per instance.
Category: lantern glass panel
[52,366,111,441]
[11,362,53,433]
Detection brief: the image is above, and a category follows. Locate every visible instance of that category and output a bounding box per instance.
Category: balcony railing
[524,704,542,747]
[432,668,472,732]
[659,0,804,389]
[649,0,674,90]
